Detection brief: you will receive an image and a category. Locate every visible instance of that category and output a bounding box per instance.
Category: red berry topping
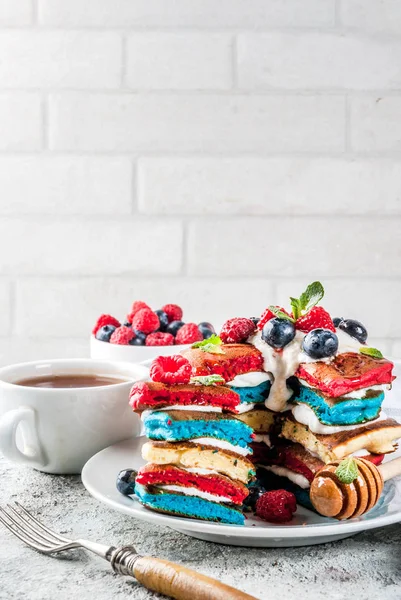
[296,306,335,333]
[162,304,183,323]
[220,318,256,344]
[255,490,297,523]
[131,308,160,334]
[126,301,151,324]
[175,323,203,345]
[258,307,291,331]
[92,314,120,335]
[146,332,175,346]
[110,326,135,345]
[150,355,192,384]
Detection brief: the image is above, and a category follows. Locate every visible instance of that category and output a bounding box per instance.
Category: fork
[0,502,258,600]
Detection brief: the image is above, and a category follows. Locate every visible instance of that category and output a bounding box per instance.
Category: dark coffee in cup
[15,374,129,388]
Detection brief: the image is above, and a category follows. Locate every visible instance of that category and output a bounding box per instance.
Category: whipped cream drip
[258,464,310,489]
[155,484,231,504]
[291,404,387,435]
[188,437,251,456]
[226,372,271,387]
[252,434,271,446]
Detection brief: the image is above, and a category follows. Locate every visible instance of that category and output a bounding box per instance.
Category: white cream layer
[252,434,271,446]
[183,467,220,476]
[258,464,310,489]
[155,484,231,504]
[226,372,271,387]
[152,405,223,413]
[188,437,251,456]
[291,404,387,435]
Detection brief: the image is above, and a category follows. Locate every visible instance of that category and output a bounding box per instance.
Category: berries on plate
[302,328,338,359]
[337,318,368,344]
[92,314,120,336]
[95,324,117,342]
[261,318,296,349]
[116,469,138,496]
[150,355,192,384]
[110,326,135,345]
[146,332,175,346]
[243,481,267,512]
[155,309,169,332]
[175,323,203,344]
[131,308,160,334]
[162,304,183,323]
[255,489,297,523]
[333,317,343,327]
[166,320,185,337]
[296,306,335,333]
[126,301,151,323]
[220,318,256,344]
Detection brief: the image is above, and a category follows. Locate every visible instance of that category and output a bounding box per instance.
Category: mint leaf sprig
[335,457,359,484]
[268,281,325,323]
[192,334,225,354]
[360,347,383,359]
[190,374,225,386]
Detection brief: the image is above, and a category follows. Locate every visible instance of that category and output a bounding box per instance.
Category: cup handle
[0,406,47,469]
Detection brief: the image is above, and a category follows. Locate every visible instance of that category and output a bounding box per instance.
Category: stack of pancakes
[130,344,276,525]
[259,352,401,508]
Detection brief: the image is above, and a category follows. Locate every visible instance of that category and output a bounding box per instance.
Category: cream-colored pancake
[234,408,275,433]
[141,441,254,484]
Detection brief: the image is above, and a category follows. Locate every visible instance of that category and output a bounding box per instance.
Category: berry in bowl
[90,301,216,362]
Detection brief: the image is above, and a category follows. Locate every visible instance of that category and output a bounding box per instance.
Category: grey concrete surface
[0,454,400,600]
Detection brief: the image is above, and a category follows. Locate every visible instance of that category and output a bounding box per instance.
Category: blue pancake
[142,410,253,451]
[135,483,244,525]
[229,380,271,405]
[293,384,384,426]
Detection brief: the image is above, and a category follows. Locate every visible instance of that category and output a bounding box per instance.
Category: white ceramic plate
[82,435,401,548]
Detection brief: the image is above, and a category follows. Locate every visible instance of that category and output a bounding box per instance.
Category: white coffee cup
[0,359,148,474]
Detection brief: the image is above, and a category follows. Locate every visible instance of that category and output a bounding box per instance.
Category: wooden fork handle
[133,555,259,600]
[378,455,401,482]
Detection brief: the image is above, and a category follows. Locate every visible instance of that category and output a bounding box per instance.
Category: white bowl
[90,336,190,363]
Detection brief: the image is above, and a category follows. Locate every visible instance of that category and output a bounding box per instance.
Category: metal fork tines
[0,502,75,553]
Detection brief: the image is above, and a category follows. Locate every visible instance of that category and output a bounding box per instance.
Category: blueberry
[155,310,169,332]
[95,324,117,342]
[123,321,132,327]
[129,330,147,345]
[166,320,185,336]
[338,318,368,344]
[332,317,343,328]
[198,323,215,339]
[261,318,296,349]
[243,481,267,512]
[198,321,215,333]
[302,328,339,359]
[249,317,260,327]
[116,469,138,496]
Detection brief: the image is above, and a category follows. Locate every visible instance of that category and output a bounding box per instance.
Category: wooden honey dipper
[310,456,401,520]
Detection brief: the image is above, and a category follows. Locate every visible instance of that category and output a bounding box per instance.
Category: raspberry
[110,326,135,345]
[131,308,160,334]
[255,490,297,523]
[162,304,183,323]
[126,301,151,324]
[146,332,175,346]
[150,355,192,384]
[258,307,291,330]
[92,314,120,335]
[220,318,256,344]
[296,306,335,333]
[175,323,203,345]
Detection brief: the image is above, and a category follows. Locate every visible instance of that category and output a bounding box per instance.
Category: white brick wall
[0,0,400,365]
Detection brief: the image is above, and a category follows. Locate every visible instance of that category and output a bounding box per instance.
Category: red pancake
[136,463,249,505]
[129,381,240,412]
[182,344,263,382]
[296,352,394,397]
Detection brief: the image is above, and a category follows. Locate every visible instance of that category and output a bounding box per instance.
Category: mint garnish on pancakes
[190,375,225,386]
[335,457,359,484]
[360,347,384,359]
[192,334,225,354]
